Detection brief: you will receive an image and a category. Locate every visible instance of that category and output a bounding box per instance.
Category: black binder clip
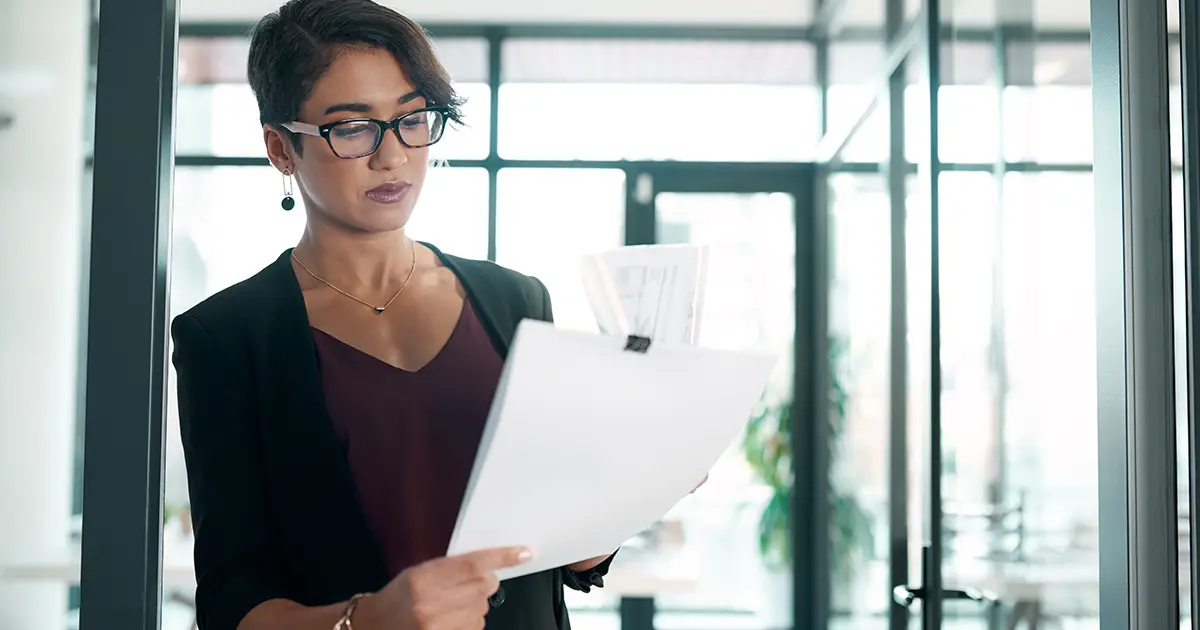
[624,334,652,353]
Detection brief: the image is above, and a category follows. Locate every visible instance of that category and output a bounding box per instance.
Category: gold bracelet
[333,593,372,630]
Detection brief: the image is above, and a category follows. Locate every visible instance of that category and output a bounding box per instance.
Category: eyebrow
[322,90,425,116]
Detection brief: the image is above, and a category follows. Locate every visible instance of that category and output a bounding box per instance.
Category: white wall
[181,0,816,25]
[0,0,89,626]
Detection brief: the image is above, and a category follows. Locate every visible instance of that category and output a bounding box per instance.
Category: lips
[365,182,411,205]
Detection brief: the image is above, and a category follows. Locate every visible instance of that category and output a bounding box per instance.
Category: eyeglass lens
[328,110,446,158]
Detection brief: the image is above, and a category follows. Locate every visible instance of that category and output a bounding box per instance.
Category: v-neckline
[310,298,468,374]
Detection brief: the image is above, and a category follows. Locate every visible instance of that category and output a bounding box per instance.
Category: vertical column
[77,0,178,628]
[1178,0,1200,624]
[1091,0,1180,626]
[0,0,90,626]
[884,0,908,625]
[920,0,944,627]
[485,28,501,263]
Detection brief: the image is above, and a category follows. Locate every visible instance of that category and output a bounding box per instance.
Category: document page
[447,320,776,581]
[580,244,708,346]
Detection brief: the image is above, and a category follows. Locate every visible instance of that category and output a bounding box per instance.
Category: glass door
[612,163,818,630]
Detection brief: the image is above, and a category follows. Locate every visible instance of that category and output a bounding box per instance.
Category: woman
[171,1,678,628]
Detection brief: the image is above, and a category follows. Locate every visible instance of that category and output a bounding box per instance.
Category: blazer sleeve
[533,277,554,323]
[172,314,289,630]
[528,277,619,592]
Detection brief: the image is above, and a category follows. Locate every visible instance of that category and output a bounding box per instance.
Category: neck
[293,221,416,292]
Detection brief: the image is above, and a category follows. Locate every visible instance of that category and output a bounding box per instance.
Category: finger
[457,546,533,572]
[441,546,532,584]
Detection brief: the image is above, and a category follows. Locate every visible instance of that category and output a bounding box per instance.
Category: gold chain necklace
[291,241,417,315]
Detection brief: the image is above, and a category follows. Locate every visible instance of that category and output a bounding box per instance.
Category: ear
[263,124,295,173]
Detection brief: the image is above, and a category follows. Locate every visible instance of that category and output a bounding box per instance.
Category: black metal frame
[921,1,945,626]
[78,0,178,628]
[1091,0,1181,627]
[1180,0,1200,624]
[881,0,910,626]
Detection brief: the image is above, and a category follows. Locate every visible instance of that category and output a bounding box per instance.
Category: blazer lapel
[259,250,390,599]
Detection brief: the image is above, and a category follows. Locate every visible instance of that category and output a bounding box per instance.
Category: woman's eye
[401,115,427,128]
[332,123,371,138]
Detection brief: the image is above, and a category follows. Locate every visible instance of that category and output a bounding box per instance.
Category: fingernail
[517,548,533,562]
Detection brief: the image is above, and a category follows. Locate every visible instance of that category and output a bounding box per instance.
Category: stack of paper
[580,244,709,346]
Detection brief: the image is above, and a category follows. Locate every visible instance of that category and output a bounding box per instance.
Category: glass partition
[498,39,820,162]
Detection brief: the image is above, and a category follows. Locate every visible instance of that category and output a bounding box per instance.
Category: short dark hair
[247,0,464,143]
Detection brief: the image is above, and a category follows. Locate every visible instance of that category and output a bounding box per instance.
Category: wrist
[333,593,374,630]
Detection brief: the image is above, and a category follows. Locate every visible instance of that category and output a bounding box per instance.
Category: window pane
[407,167,489,260]
[173,166,307,300]
[494,169,625,333]
[934,170,1101,625]
[998,171,1100,612]
[438,83,491,160]
[939,43,1000,163]
[838,0,885,29]
[1002,43,1093,164]
[649,191,796,629]
[500,84,818,162]
[827,173,891,622]
[827,40,887,163]
[504,39,815,84]
[177,83,262,157]
[829,43,1000,164]
[499,39,819,162]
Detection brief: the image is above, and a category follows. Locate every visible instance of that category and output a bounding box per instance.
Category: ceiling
[175,0,1177,37]
[177,0,1141,30]
[179,0,817,25]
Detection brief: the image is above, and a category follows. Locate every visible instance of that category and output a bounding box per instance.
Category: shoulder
[171,252,293,347]
[431,246,551,321]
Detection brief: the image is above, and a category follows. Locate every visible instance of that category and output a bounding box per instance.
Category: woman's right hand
[357,546,533,630]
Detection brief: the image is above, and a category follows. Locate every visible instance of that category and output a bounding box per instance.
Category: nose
[369,124,408,169]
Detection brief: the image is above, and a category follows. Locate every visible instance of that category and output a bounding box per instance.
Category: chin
[353,204,416,234]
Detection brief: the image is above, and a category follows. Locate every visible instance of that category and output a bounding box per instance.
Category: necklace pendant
[375,306,386,314]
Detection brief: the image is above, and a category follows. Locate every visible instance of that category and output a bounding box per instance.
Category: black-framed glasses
[281,106,449,159]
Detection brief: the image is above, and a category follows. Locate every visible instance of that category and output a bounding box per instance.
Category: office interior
[1,0,1197,628]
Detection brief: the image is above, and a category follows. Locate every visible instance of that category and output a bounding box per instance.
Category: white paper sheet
[580,245,709,346]
[447,320,776,581]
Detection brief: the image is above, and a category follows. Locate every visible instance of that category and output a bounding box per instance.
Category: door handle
[892,584,999,607]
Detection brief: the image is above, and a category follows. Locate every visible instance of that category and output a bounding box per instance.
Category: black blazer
[171,244,611,630]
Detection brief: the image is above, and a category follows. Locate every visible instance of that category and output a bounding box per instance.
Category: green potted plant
[742,335,875,589]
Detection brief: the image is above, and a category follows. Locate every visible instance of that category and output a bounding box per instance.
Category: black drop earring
[281,169,296,211]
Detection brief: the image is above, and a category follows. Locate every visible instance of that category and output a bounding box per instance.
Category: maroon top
[311,298,504,578]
